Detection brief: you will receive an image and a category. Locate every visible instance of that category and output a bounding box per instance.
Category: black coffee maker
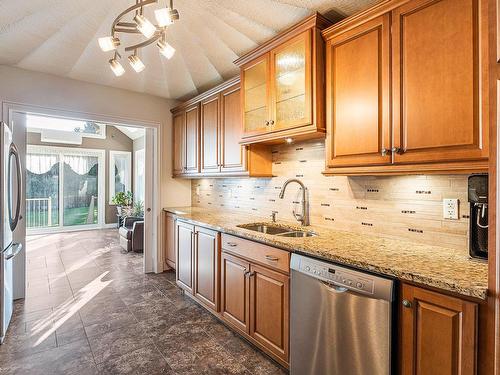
[468,174,488,260]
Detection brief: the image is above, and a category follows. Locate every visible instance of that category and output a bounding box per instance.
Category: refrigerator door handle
[8,143,22,231]
[5,243,22,260]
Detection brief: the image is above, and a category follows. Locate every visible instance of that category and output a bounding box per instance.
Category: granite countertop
[164,206,489,300]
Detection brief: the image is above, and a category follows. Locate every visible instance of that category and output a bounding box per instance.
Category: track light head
[128,54,145,73]
[109,57,125,76]
[134,14,156,39]
[157,39,175,59]
[98,36,120,52]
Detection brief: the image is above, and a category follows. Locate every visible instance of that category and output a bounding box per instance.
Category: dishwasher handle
[321,281,348,293]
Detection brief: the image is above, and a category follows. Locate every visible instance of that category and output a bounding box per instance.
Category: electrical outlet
[442,198,459,220]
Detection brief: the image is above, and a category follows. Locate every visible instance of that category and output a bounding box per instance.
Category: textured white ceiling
[0,0,379,99]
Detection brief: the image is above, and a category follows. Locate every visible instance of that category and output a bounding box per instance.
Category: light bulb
[155,8,174,27]
[157,40,175,59]
[128,55,145,73]
[134,14,156,38]
[109,58,125,76]
[98,36,120,52]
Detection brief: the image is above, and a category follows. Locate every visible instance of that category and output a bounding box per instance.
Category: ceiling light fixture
[158,37,175,59]
[109,54,125,76]
[128,53,146,72]
[98,0,179,76]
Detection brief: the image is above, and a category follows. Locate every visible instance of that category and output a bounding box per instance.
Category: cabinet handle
[381,148,388,156]
[244,271,250,277]
[247,271,255,277]
[265,255,279,262]
[402,299,412,308]
[269,120,274,125]
[265,121,270,126]
[391,147,403,154]
[226,242,237,247]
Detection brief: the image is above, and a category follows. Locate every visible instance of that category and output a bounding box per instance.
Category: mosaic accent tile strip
[192,139,470,251]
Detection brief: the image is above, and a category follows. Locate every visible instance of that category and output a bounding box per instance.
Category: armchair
[118,216,144,253]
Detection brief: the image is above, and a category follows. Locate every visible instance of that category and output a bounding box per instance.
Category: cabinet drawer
[221,234,290,274]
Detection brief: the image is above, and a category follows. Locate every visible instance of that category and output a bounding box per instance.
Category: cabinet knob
[381,148,388,156]
[269,120,274,125]
[402,299,412,308]
[265,121,270,126]
[226,242,237,247]
[391,147,403,154]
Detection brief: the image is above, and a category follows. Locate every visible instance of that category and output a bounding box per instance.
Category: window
[27,114,106,142]
[109,151,132,204]
[26,145,104,230]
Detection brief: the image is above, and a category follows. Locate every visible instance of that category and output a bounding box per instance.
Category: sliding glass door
[26,146,104,232]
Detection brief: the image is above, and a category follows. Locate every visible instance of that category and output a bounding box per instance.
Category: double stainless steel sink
[237,223,318,238]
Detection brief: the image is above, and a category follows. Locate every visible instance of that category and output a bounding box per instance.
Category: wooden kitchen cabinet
[172,78,272,177]
[200,94,220,174]
[249,263,289,362]
[175,220,220,312]
[235,13,331,144]
[221,234,290,367]
[322,0,489,175]
[193,226,220,312]
[172,104,200,177]
[172,111,185,176]
[221,251,250,334]
[175,221,194,293]
[400,283,478,375]
[325,14,391,168]
[164,212,175,269]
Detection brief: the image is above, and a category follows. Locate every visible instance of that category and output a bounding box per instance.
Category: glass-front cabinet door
[270,30,312,131]
[242,55,270,135]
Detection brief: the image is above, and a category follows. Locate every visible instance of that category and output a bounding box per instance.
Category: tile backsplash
[192,139,470,251]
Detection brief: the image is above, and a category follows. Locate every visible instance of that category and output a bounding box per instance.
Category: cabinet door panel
[242,55,270,135]
[271,30,312,131]
[401,284,477,375]
[193,227,219,311]
[392,0,487,164]
[200,96,220,174]
[173,112,185,175]
[185,105,199,173]
[175,221,194,293]
[249,264,289,361]
[326,14,391,168]
[165,213,175,267]
[221,85,247,172]
[221,252,250,334]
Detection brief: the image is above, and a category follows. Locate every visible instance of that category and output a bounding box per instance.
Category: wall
[27,125,134,224]
[193,139,470,251]
[0,65,192,209]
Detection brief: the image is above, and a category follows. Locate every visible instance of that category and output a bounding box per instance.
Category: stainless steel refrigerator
[0,121,22,343]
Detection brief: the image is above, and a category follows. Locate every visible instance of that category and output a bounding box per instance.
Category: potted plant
[122,200,144,219]
[111,191,133,216]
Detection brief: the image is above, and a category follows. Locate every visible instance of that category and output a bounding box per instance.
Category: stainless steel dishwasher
[290,253,395,375]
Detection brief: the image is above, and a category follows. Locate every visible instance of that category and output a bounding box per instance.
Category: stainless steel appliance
[290,253,394,375]
[468,174,488,260]
[0,122,22,343]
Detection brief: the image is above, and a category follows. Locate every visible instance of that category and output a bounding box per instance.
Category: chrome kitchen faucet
[279,178,310,226]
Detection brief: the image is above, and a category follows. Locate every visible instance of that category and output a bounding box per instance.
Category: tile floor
[0,229,287,374]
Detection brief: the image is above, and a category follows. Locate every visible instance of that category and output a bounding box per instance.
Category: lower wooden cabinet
[400,283,478,375]
[175,220,220,312]
[175,221,194,293]
[221,252,250,334]
[164,212,176,269]
[249,263,289,362]
[193,226,220,311]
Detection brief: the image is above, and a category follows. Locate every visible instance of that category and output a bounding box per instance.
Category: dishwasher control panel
[299,258,375,295]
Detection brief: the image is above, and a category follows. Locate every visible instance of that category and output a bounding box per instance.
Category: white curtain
[64,155,98,175]
[26,153,58,174]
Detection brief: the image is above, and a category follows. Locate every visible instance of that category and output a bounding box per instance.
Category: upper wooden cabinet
[172,104,199,177]
[323,0,489,175]
[400,283,478,375]
[171,78,272,178]
[236,14,332,144]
